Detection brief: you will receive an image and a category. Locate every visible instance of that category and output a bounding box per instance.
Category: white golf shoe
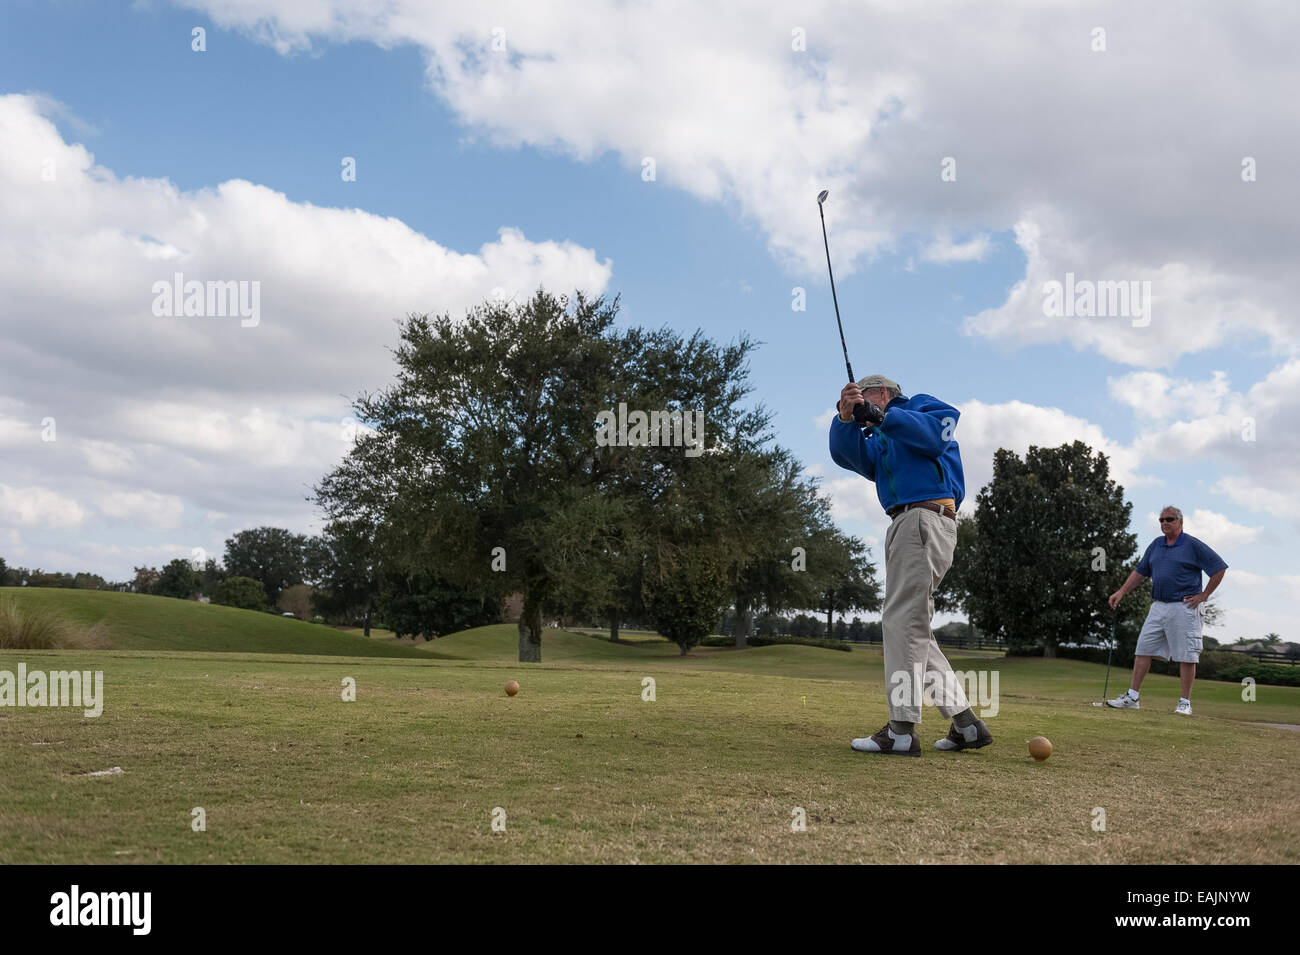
[850,724,920,757]
[1105,690,1140,709]
[1175,699,1192,716]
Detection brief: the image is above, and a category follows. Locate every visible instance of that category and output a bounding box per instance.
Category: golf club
[1091,612,1119,706]
[817,190,880,427]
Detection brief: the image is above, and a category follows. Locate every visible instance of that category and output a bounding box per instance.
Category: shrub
[212,576,269,611]
[1216,662,1300,688]
[1050,643,1297,686]
[0,597,111,649]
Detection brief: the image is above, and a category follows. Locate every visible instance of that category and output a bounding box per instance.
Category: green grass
[0,588,429,658]
[2,617,1297,863]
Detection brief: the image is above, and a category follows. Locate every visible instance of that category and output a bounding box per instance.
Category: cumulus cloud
[0,485,84,529]
[1127,361,1300,521]
[1141,508,1261,551]
[954,398,1147,499]
[0,93,613,577]
[173,0,1300,363]
[1107,370,1231,420]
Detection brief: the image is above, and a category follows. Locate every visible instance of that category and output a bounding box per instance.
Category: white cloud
[171,0,1300,364]
[1107,370,1231,421]
[0,92,614,579]
[1140,508,1260,551]
[920,230,992,264]
[1210,606,1299,642]
[962,211,1286,367]
[0,413,38,447]
[1130,361,1300,523]
[0,93,612,410]
[0,485,84,529]
[96,490,185,531]
[1213,478,1300,522]
[954,398,1147,499]
[112,401,353,470]
[81,440,136,475]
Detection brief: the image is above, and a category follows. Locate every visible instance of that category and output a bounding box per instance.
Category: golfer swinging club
[830,375,991,756]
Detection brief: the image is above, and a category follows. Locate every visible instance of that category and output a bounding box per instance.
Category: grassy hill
[0,587,429,658]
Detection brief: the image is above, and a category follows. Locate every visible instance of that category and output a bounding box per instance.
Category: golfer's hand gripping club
[839,382,885,427]
[853,397,885,427]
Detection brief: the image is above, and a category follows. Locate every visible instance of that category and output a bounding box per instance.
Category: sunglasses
[1159,517,1180,523]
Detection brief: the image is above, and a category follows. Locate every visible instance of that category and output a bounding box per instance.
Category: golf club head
[817,189,829,205]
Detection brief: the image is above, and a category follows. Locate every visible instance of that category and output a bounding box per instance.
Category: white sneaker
[1175,699,1192,716]
[1105,691,1140,709]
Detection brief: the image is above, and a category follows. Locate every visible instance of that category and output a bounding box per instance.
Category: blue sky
[1,1,1296,639]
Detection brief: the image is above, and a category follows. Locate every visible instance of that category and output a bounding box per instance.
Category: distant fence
[583,624,1296,663]
[836,632,1007,653]
[1215,646,1299,666]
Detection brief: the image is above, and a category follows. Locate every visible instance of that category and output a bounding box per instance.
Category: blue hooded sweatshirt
[828,394,966,513]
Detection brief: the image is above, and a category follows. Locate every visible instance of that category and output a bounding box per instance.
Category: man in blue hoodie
[830,374,991,757]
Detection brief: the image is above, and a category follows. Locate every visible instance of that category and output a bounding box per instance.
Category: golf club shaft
[1102,613,1117,700]
[817,204,855,383]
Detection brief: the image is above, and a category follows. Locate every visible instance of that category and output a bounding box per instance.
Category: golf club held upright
[817,190,881,427]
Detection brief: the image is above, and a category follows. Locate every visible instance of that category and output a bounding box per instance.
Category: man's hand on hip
[1183,592,1207,609]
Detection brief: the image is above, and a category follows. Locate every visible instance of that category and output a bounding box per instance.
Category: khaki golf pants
[882,507,968,723]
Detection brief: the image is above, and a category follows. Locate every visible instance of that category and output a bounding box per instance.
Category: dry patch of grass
[0,596,111,650]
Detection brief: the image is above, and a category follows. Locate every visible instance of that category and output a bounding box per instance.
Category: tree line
[4,290,1269,660]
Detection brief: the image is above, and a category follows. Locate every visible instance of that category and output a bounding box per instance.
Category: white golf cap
[857,374,901,392]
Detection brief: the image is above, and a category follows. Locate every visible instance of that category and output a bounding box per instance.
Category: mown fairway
[2,621,1297,864]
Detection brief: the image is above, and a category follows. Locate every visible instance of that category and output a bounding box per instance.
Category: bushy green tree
[965,442,1143,656]
[155,558,198,599]
[212,576,268,611]
[933,513,977,615]
[316,292,628,663]
[804,526,880,638]
[224,527,306,606]
[644,548,730,656]
[307,521,380,634]
[377,573,498,639]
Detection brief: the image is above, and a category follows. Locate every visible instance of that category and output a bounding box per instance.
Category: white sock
[1179,697,1190,704]
[1127,689,1139,699]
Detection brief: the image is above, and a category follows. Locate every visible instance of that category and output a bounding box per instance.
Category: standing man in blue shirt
[1106,506,1228,715]
[830,374,991,756]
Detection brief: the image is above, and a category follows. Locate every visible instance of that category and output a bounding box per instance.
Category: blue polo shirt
[1135,533,1227,602]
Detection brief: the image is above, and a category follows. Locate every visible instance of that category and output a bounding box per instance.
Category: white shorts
[1135,600,1203,663]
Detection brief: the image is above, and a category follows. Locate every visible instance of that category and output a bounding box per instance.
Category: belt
[887,501,957,522]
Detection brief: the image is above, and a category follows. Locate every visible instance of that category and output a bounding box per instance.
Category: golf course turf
[1,597,1297,864]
